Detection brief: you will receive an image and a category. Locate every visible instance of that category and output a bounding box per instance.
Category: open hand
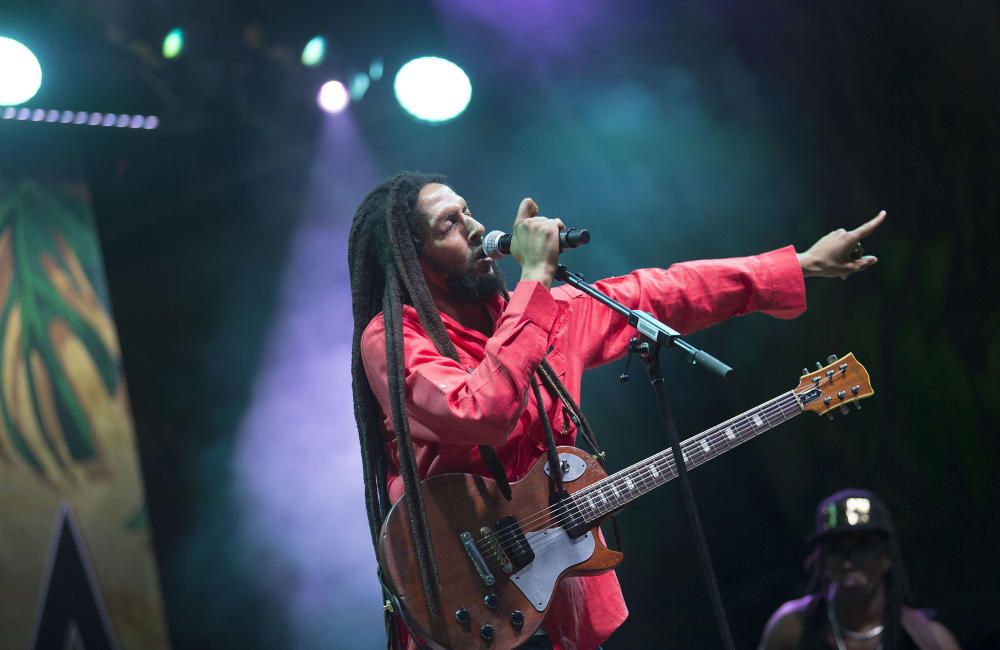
[797,210,886,279]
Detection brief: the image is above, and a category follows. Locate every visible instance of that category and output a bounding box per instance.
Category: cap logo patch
[845,497,871,525]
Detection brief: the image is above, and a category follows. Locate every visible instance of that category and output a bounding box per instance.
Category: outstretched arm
[797,210,886,279]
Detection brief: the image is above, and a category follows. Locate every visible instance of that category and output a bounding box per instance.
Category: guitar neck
[571,391,803,522]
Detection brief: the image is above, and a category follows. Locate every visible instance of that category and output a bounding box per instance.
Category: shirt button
[438,384,448,390]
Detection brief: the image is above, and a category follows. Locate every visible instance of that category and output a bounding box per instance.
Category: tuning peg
[827,354,839,364]
[853,402,862,411]
[826,413,835,421]
[839,405,850,415]
[801,367,810,376]
[815,361,823,370]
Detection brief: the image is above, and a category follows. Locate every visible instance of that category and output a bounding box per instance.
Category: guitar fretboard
[569,391,802,523]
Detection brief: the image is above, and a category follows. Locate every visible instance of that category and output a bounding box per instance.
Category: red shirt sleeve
[553,245,806,369]
[361,281,561,446]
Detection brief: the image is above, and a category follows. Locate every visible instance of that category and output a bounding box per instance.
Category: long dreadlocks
[348,171,452,648]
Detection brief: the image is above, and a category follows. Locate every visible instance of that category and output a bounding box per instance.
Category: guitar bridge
[460,531,495,586]
[480,527,513,574]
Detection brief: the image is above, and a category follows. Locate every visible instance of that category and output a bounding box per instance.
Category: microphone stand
[555,263,737,650]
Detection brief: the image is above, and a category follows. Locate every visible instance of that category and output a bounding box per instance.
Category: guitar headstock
[794,353,874,417]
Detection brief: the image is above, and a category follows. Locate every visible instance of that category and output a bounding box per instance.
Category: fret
[574,391,804,522]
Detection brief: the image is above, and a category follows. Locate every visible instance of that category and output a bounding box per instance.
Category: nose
[466,216,485,245]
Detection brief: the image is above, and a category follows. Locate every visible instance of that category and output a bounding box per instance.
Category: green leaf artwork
[0,179,119,479]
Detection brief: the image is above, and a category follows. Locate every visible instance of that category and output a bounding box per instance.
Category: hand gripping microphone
[482,228,590,260]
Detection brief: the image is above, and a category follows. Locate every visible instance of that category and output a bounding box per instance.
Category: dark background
[2,0,997,647]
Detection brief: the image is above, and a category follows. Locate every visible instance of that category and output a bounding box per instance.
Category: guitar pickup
[494,516,535,569]
[551,490,590,539]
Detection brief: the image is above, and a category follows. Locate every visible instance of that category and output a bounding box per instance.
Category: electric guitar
[378,353,874,649]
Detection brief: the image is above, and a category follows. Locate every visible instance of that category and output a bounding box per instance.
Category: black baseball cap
[808,488,894,543]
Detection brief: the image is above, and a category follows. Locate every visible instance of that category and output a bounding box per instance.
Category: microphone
[482,228,590,260]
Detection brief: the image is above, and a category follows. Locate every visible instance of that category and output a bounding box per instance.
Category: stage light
[369,59,384,81]
[348,73,370,101]
[162,28,184,59]
[1,105,160,129]
[0,37,43,105]
[317,80,349,114]
[394,56,471,123]
[301,36,326,67]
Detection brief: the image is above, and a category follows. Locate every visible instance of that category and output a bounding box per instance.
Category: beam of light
[317,80,349,114]
[394,56,471,123]
[301,36,326,67]
[235,114,384,648]
[0,37,43,105]
[162,28,184,59]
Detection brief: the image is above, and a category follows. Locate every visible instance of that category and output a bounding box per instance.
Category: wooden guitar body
[378,446,622,649]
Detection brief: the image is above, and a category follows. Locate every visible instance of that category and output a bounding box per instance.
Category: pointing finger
[848,210,886,240]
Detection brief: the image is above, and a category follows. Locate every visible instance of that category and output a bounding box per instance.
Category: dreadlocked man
[349,170,885,650]
[758,489,961,650]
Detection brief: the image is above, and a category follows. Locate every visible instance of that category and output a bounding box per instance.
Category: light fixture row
[1,107,160,129]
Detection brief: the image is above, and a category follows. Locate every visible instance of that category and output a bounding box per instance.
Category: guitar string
[480,376,861,557]
[478,391,802,554]
[477,390,807,555]
[483,370,859,550]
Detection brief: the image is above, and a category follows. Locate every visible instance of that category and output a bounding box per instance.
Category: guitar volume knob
[454,608,470,625]
[480,623,495,641]
[510,609,525,628]
[484,592,499,610]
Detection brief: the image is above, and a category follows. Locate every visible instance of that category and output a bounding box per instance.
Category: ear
[879,548,892,575]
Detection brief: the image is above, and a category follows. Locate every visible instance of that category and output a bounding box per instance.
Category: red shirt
[361,247,806,650]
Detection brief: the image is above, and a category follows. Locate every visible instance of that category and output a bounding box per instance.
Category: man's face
[821,532,891,601]
[415,183,503,303]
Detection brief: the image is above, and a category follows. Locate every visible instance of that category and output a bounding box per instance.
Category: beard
[443,265,506,304]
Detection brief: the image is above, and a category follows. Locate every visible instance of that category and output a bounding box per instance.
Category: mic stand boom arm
[554,263,737,650]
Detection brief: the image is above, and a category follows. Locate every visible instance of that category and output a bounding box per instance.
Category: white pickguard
[509,528,595,612]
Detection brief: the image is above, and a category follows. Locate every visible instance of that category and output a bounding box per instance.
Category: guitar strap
[536,359,623,551]
[475,356,622,547]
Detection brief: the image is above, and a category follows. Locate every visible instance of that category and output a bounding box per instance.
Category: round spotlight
[0,37,43,105]
[317,80,349,114]
[394,56,471,123]
[162,28,184,59]
[301,36,326,68]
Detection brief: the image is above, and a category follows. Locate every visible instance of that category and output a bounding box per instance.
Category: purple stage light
[235,115,383,647]
[317,80,349,114]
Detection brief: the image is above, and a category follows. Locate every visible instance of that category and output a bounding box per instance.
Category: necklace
[827,600,883,650]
